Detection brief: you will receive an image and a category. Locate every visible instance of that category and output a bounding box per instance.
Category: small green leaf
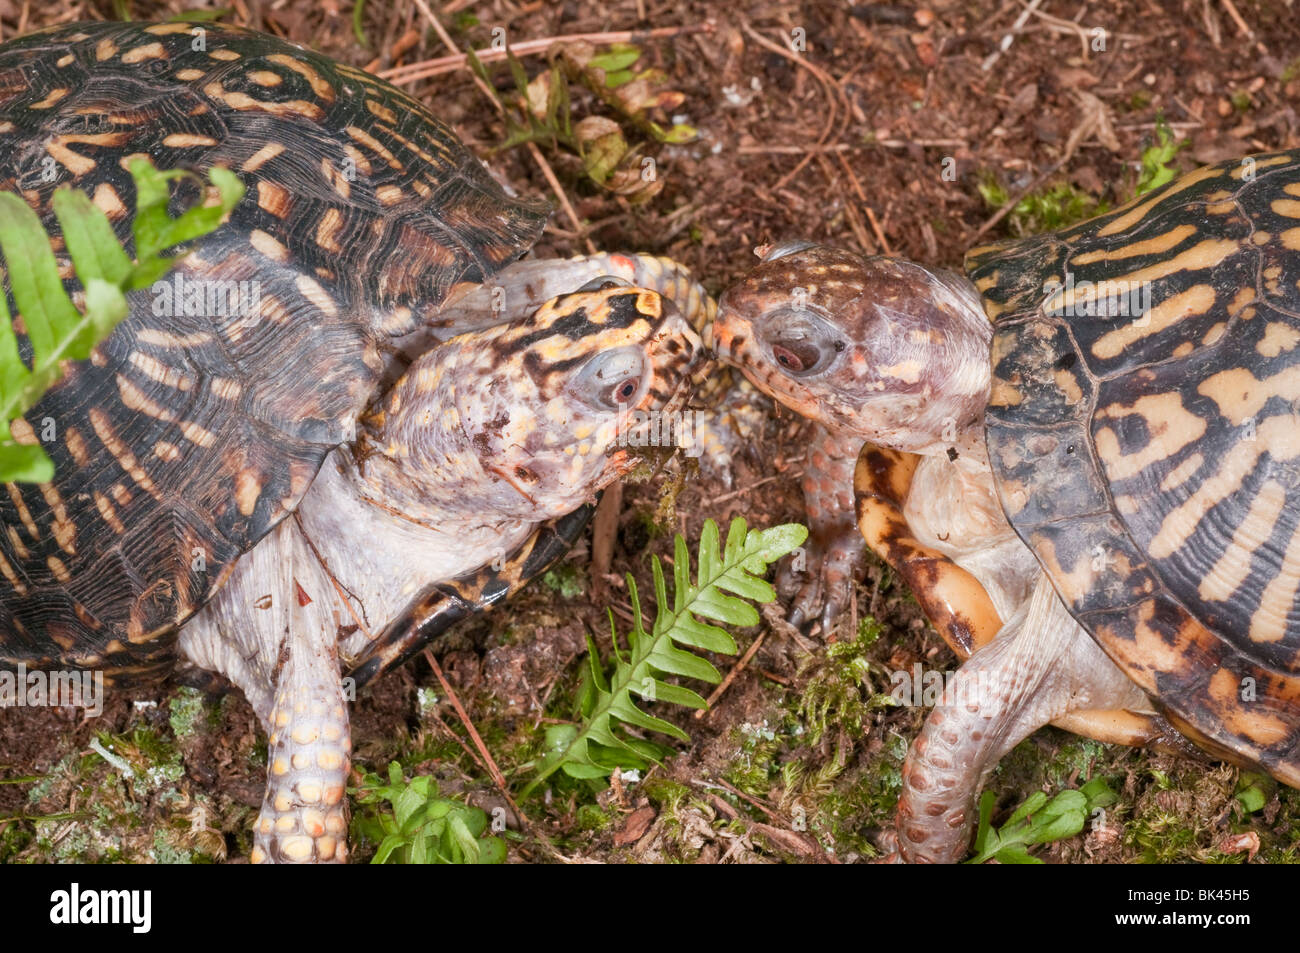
[588,48,642,73]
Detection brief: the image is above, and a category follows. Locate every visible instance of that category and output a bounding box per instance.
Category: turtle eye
[571,345,648,411]
[772,341,824,373]
[605,376,642,406]
[576,276,632,293]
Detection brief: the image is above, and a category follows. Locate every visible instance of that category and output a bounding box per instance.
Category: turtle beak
[645,296,707,414]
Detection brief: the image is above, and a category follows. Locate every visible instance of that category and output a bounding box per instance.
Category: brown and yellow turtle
[0,21,709,862]
[710,150,1300,862]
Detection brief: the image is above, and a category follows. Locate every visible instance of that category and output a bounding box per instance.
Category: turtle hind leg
[895,573,1145,863]
[250,575,351,864]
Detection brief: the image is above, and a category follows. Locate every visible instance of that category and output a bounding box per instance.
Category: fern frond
[0,158,243,482]
[526,517,807,793]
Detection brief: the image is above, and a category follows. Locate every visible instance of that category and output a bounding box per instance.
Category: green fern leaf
[0,157,244,482]
[524,517,807,793]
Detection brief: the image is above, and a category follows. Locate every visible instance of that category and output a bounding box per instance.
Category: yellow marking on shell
[1071,224,1196,265]
[210,377,242,399]
[246,70,282,86]
[6,482,38,540]
[329,148,366,184]
[121,42,167,64]
[1252,231,1272,245]
[116,373,178,426]
[1094,392,1207,482]
[145,21,194,34]
[365,98,396,123]
[242,142,285,172]
[89,182,128,221]
[1208,668,1291,744]
[179,420,217,448]
[1271,199,1300,219]
[109,483,132,506]
[1053,367,1084,405]
[273,793,291,813]
[345,125,401,169]
[152,441,180,462]
[1205,201,1236,215]
[1257,323,1300,357]
[203,81,323,120]
[375,184,404,206]
[40,484,75,556]
[6,526,28,560]
[1090,283,1217,360]
[1198,365,1300,426]
[1250,518,1300,644]
[91,405,165,501]
[95,39,117,61]
[127,350,194,390]
[320,156,350,200]
[175,68,205,81]
[256,180,292,219]
[1233,154,1294,177]
[1199,479,1286,602]
[1149,416,1300,558]
[46,556,71,583]
[235,469,263,516]
[1281,228,1300,251]
[249,228,289,262]
[0,549,26,595]
[1159,452,1203,492]
[45,138,96,176]
[56,54,74,68]
[295,274,338,316]
[1203,322,1226,346]
[315,208,344,253]
[208,48,241,61]
[162,133,219,149]
[266,54,336,103]
[58,424,90,468]
[1097,164,1226,237]
[411,178,431,198]
[30,88,70,109]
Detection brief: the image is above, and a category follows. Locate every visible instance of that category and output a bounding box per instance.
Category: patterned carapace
[969,149,1300,782]
[0,20,549,682]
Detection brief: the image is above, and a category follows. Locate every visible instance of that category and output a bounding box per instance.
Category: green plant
[968,776,1116,864]
[352,762,507,864]
[0,157,243,481]
[1134,115,1186,196]
[468,43,694,204]
[527,517,807,793]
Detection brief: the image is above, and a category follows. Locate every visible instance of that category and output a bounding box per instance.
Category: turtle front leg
[782,424,865,633]
[251,576,351,865]
[895,574,1144,863]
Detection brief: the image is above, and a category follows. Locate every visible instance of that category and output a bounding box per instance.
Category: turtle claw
[779,528,865,637]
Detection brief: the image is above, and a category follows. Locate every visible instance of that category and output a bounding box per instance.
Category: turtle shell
[967,150,1300,783]
[0,22,547,684]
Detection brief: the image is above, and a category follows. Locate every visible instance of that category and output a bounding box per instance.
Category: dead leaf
[1063,91,1120,161]
[614,805,658,846]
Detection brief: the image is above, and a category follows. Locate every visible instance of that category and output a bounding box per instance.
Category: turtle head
[371,279,703,521]
[710,242,993,458]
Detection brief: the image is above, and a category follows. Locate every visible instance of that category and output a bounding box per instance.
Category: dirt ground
[1,0,1299,863]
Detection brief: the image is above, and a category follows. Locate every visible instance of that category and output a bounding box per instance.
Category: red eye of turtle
[607,377,641,405]
[772,341,823,374]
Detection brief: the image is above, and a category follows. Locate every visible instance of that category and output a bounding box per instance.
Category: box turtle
[710,150,1300,861]
[0,21,710,862]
